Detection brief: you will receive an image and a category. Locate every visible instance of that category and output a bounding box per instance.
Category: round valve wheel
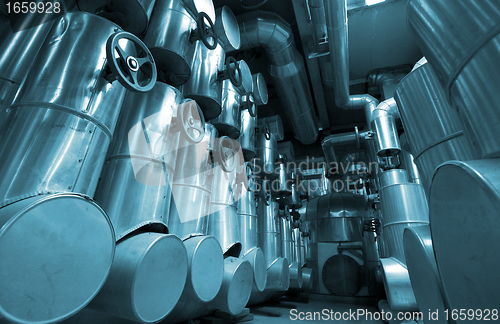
[178,99,206,144]
[226,57,242,87]
[238,161,257,192]
[191,12,218,50]
[259,180,272,205]
[264,123,271,140]
[243,92,257,117]
[106,31,157,92]
[214,136,238,173]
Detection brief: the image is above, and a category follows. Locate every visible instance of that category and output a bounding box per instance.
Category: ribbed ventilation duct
[237,11,318,145]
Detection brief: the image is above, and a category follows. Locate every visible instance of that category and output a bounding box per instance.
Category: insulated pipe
[237,11,318,145]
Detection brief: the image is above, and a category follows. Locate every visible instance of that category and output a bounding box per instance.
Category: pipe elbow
[238,11,294,54]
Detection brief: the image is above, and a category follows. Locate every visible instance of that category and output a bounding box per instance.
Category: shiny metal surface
[168,123,212,239]
[238,108,257,160]
[306,193,367,243]
[209,257,253,315]
[430,160,500,321]
[214,6,240,51]
[289,172,302,209]
[301,267,314,292]
[0,13,134,203]
[403,226,449,324]
[76,0,155,35]
[324,0,349,107]
[182,0,216,22]
[252,73,268,106]
[237,182,258,254]
[238,11,318,145]
[143,0,197,86]
[208,204,241,257]
[451,34,500,159]
[292,227,302,264]
[399,134,421,185]
[242,247,267,292]
[88,233,188,323]
[256,130,278,179]
[378,169,408,188]
[0,194,115,323]
[0,15,53,85]
[266,257,290,292]
[0,79,18,124]
[280,215,293,262]
[257,201,281,267]
[258,115,284,142]
[182,42,224,120]
[211,80,241,138]
[272,156,292,197]
[370,109,400,157]
[395,63,478,190]
[407,0,500,85]
[163,235,223,323]
[94,83,182,240]
[379,172,429,264]
[380,257,418,311]
[182,235,224,302]
[289,261,303,290]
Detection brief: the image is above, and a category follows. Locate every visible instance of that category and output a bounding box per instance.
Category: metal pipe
[88,233,188,323]
[237,11,318,144]
[324,0,349,108]
[321,128,371,167]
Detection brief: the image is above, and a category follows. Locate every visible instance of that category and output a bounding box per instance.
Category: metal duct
[321,128,371,167]
[237,11,318,144]
[323,0,402,152]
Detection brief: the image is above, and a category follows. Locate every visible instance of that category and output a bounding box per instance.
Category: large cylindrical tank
[407,0,500,85]
[280,213,294,262]
[394,62,477,192]
[210,60,254,137]
[407,0,500,159]
[182,6,241,121]
[237,73,268,161]
[403,226,449,324]
[0,12,156,203]
[237,162,258,254]
[76,0,156,35]
[0,15,54,123]
[168,120,216,240]
[208,136,242,257]
[306,193,368,243]
[378,169,428,264]
[255,128,278,179]
[93,83,189,240]
[143,0,216,86]
[430,160,500,322]
[88,233,188,323]
[0,193,115,323]
[257,200,281,267]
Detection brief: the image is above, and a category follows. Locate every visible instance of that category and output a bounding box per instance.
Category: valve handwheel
[191,12,218,50]
[214,136,238,173]
[244,92,257,117]
[106,31,157,92]
[178,99,206,144]
[226,57,242,87]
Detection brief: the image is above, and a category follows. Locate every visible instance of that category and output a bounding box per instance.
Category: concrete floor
[248,294,385,324]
